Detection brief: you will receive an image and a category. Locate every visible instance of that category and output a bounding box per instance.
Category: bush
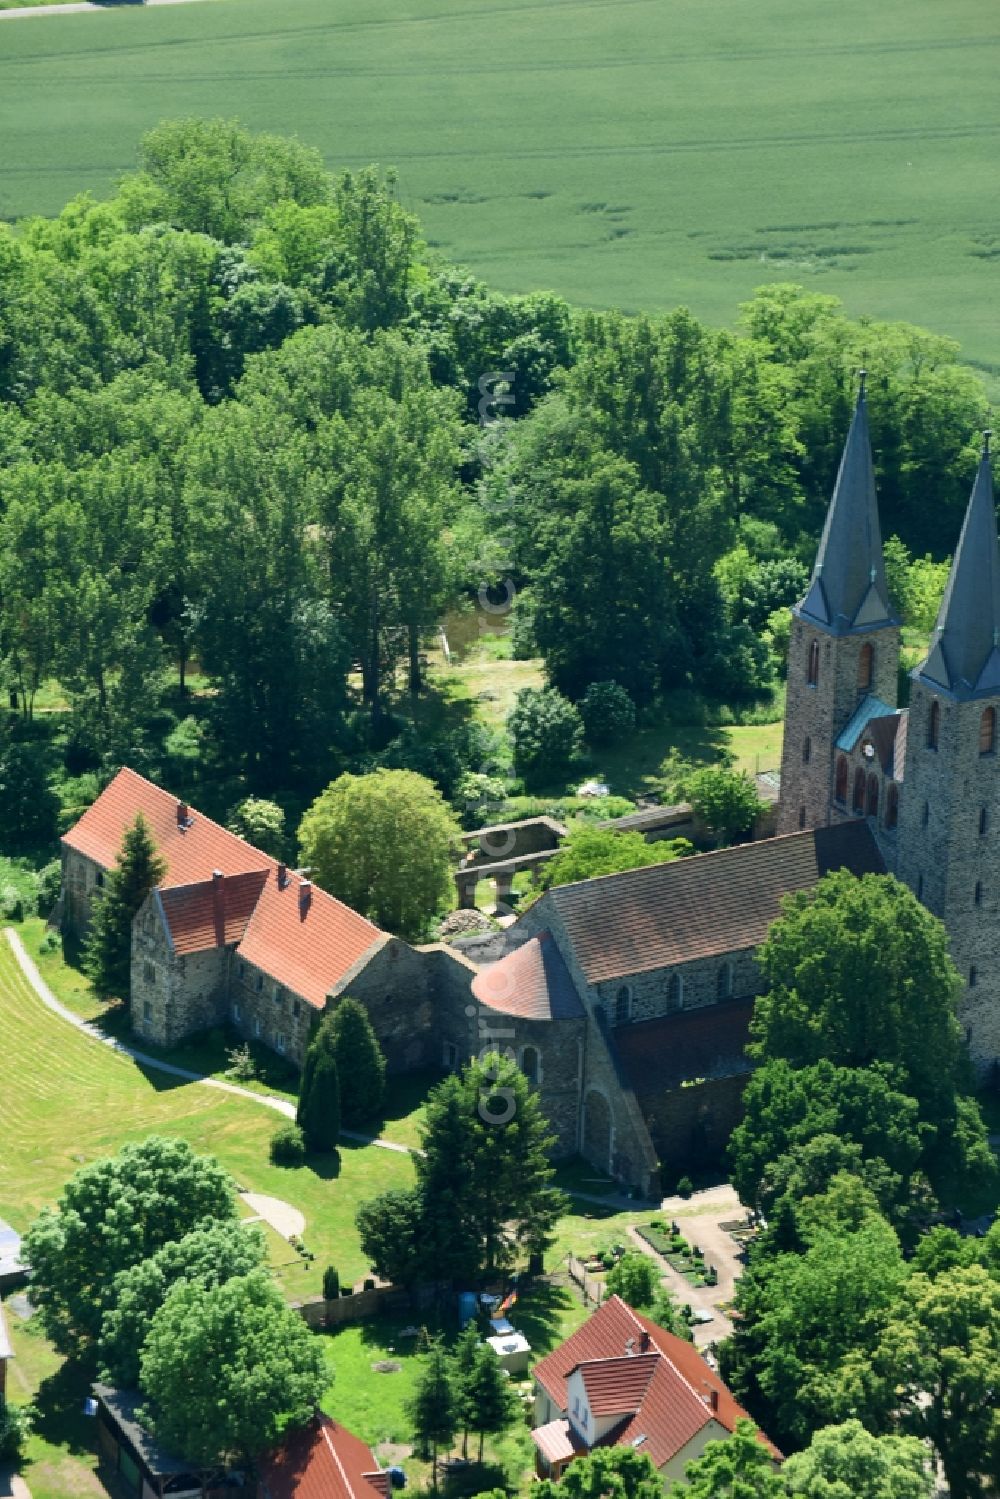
[226,797,288,859]
[0,1399,34,1462]
[322,1265,340,1300]
[507,687,583,790]
[0,884,24,922]
[225,1042,256,1081]
[676,1175,694,1199]
[604,1251,659,1308]
[269,1124,306,1167]
[579,681,637,746]
[37,859,62,917]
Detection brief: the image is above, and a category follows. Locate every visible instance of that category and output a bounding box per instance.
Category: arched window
[802,736,812,764]
[974,882,983,907]
[798,805,806,829]
[980,806,989,837]
[835,756,849,804]
[667,973,683,1011]
[717,963,734,1001]
[867,774,880,818]
[614,986,631,1027]
[969,965,978,989]
[980,707,996,756]
[928,700,940,750]
[858,642,874,691]
[807,639,820,686]
[885,783,899,830]
[853,767,866,815]
[521,1046,540,1084]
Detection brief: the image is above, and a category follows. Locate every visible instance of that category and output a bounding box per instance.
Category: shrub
[225,1042,256,1081]
[226,797,288,860]
[676,1175,694,1199]
[0,1399,34,1462]
[579,681,637,745]
[0,884,24,922]
[322,1265,340,1300]
[507,687,583,789]
[269,1124,306,1167]
[605,1251,658,1308]
[36,860,62,917]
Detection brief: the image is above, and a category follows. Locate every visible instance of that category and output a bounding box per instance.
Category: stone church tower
[778,379,901,835]
[896,436,1000,1068]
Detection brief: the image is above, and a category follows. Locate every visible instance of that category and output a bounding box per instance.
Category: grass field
[1,0,998,386]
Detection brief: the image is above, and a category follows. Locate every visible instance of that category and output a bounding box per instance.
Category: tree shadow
[30,1357,100,1459]
[303,1148,342,1181]
[509,1278,576,1355]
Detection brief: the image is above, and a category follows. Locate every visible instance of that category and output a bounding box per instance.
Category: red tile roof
[532,1297,779,1468]
[471,931,584,1020]
[532,1419,587,1466]
[259,1415,387,1499]
[547,824,885,983]
[236,871,383,1010]
[613,997,756,1094]
[65,768,384,1008]
[62,768,271,889]
[158,871,269,956]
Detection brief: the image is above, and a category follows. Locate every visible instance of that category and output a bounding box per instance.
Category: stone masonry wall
[229,955,315,1066]
[898,680,1000,1073]
[638,1073,750,1179]
[592,948,762,1027]
[778,616,899,835]
[131,895,228,1048]
[330,938,437,1073]
[61,847,104,937]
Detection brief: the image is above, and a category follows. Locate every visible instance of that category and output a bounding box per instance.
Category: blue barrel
[457,1291,478,1328]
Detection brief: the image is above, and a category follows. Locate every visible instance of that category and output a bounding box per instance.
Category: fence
[565,1255,606,1308]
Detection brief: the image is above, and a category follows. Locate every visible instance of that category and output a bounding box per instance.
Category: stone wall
[580,1014,660,1196]
[131,895,229,1048]
[778,615,899,836]
[637,1073,751,1179]
[592,948,762,1028]
[330,937,438,1074]
[61,846,104,937]
[229,955,316,1066]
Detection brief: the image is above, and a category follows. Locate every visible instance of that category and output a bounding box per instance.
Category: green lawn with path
[1,0,997,390]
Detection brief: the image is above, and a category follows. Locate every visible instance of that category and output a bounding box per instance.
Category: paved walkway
[239,1191,305,1241]
[3,928,412,1156]
[626,1184,749,1348]
[1,0,212,19]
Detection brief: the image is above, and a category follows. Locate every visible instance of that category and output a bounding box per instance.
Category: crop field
[0,0,998,383]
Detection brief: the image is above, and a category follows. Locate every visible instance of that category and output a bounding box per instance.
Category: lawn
[0,0,997,390]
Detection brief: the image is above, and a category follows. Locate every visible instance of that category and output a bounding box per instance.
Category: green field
[1,0,998,384]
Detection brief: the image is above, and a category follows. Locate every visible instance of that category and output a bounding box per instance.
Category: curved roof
[471,931,584,1020]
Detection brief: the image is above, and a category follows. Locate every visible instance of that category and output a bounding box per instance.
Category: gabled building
[529,1296,779,1484]
[258,1414,389,1499]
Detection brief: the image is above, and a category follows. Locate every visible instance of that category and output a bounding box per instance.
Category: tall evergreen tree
[83,813,166,1005]
[296,1017,341,1152]
[327,996,386,1125]
[452,1322,481,1460]
[407,1337,457,1491]
[465,1341,520,1462]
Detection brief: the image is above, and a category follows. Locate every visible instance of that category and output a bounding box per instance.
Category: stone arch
[582,1087,613,1174]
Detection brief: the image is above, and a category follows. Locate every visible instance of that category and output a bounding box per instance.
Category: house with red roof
[258,1414,389,1499]
[530,1296,779,1485]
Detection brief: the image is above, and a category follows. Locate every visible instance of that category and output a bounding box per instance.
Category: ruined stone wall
[329,938,437,1073]
[637,1073,751,1180]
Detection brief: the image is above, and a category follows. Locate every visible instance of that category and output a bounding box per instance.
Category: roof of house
[613,997,756,1095]
[92,1386,196,1480]
[545,824,885,984]
[158,870,270,956]
[236,870,384,1010]
[796,386,897,636]
[62,767,271,888]
[65,768,386,1009]
[917,442,1000,700]
[532,1418,589,1467]
[471,930,585,1020]
[258,1414,388,1499]
[531,1297,778,1470]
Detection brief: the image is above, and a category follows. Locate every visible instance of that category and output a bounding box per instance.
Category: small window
[798,805,806,830]
[867,774,879,818]
[143,1001,152,1022]
[443,1041,458,1070]
[923,801,931,829]
[807,639,820,687]
[835,756,849,804]
[232,1002,241,1021]
[980,707,996,756]
[581,1407,588,1429]
[980,807,989,837]
[253,1017,261,1038]
[927,700,940,750]
[885,784,899,830]
[273,985,283,1006]
[717,963,734,1001]
[142,960,155,985]
[858,642,874,691]
[95,869,105,889]
[615,986,631,1026]
[917,873,924,900]
[853,767,866,815]
[969,965,978,988]
[521,1046,540,1084]
[292,999,301,1019]
[975,882,983,907]
[668,973,683,1010]
[255,971,263,993]
[802,736,812,764]
[275,1034,286,1054]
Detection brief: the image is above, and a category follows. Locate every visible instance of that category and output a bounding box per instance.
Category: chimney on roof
[639,1330,650,1353]
[211,870,224,944]
[277,862,288,890]
[299,879,312,918]
[177,800,189,828]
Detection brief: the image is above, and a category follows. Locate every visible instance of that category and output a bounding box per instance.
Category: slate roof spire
[918,432,1000,700]
[796,372,896,635]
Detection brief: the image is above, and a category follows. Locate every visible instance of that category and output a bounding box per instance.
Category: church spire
[797,372,896,635]
[918,432,1000,699]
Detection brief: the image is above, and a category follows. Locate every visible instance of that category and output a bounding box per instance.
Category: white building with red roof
[530,1296,779,1485]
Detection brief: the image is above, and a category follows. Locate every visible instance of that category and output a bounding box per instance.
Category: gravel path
[239,1191,306,1241]
[625,1183,750,1348]
[3,927,413,1156]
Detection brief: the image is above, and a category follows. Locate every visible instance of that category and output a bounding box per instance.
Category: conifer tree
[407,1337,457,1490]
[84,813,166,1006]
[296,1016,341,1152]
[452,1322,481,1459]
[465,1341,520,1462]
[328,996,386,1125]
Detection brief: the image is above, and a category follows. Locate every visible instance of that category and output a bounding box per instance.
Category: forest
[0,118,989,855]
